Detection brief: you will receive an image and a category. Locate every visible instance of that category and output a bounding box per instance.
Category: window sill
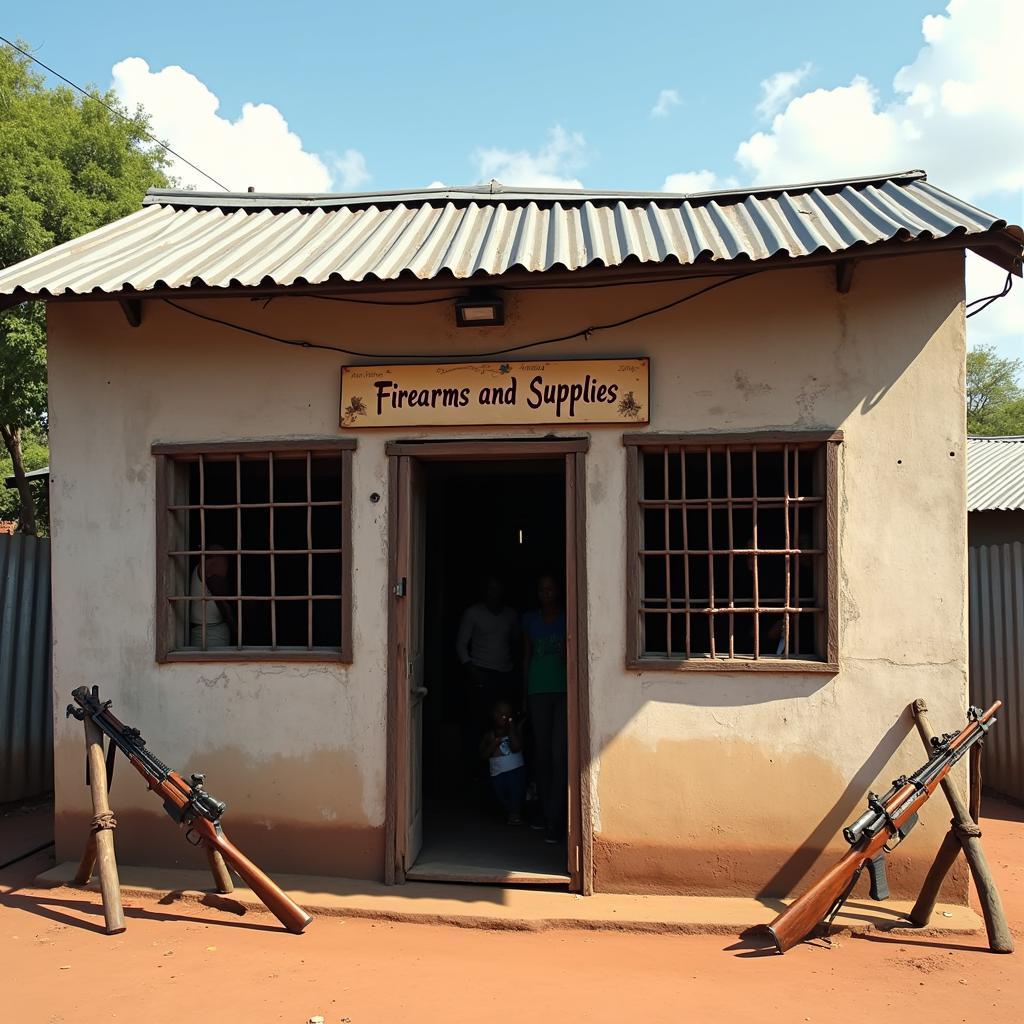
[160,649,352,665]
[627,656,839,674]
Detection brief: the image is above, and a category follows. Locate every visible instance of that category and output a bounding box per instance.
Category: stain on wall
[593,734,967,898]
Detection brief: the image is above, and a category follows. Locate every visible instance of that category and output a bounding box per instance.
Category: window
[154,440,355,661]
[624,432,840,670]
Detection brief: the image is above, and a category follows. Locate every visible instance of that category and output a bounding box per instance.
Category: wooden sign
[340,359,649,428]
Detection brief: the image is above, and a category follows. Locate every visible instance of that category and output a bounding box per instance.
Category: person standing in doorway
[456,575,520,732]
[522,574,567,844]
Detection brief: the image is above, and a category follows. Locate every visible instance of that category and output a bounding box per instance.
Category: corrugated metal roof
[968,436,1024,511]
[0,170,1020,299]
[4,466,49,489]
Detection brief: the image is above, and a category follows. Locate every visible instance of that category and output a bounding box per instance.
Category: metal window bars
[638,442,826,661]
[166,451,345,652]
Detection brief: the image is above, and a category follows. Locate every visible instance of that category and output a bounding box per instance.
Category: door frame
[384,437,593,893]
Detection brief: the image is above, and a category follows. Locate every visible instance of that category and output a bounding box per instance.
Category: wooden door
[395,456,428,873]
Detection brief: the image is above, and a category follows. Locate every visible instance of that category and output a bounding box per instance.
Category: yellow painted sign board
[340,359,649,428]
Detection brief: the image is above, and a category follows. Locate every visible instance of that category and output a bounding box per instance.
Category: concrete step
[38,860,981,938]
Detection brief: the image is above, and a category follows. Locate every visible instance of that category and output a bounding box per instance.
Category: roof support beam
[118,298,142,327]
[835,260,855,294]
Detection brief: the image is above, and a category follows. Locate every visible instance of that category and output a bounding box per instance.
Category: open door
[386,439,591,892]
[394,455,427,877]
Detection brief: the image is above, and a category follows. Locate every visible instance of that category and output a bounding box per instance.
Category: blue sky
[9,0,1023,356]
[15,1,947,190]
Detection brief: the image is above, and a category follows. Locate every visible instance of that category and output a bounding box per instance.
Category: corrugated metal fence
[0,534,52,802]
[969,542,1024,802]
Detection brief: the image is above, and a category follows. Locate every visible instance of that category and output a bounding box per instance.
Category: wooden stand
[77,717,126,934]
[74,719,237,932]
[206,847,235,894]
[908,699,1013,953]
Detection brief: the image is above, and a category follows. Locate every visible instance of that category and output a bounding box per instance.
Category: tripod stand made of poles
[71,714,236,935]
[907,699,1013,953]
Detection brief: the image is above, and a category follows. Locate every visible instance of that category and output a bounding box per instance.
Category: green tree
[966,344,1024,436]
[0,41,169,533]
[0,419,48,532]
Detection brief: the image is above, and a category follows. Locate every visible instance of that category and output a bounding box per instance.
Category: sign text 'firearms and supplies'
[340,359,650,428]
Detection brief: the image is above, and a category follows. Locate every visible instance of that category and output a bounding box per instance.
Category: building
[967,436,1024,546]
[967,435,1024,802]
[0,170,1021,899]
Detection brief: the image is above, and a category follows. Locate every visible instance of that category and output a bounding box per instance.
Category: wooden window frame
[623,431,841,673]
[153,438,356,664]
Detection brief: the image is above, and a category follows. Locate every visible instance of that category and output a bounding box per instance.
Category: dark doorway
[409,459,570,885]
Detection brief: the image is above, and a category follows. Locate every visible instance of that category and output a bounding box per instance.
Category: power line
[164,273,756,359]
[966,271,1013,319]
[0,35,231,192]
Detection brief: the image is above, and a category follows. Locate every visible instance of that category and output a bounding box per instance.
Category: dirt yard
[1,798,1021,1024]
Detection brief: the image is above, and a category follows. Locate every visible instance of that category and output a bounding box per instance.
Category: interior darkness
[179,454,344,648]
[421,459,566,815]
[640,446,824,658]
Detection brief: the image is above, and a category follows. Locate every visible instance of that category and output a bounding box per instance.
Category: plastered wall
[46,251,969,898]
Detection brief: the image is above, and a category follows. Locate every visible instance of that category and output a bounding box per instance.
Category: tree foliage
[966,345,1024,436]
[0,420,48,532]
[0,41,169,533]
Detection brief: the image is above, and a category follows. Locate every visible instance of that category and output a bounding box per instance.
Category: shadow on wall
[754,706,911,897]
[590,258,964,899]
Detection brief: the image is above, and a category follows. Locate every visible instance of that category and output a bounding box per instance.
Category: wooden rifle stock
[767,839,884,953]
[131,761,313,934]
[191,817,313,934]
[765,702,1001,953]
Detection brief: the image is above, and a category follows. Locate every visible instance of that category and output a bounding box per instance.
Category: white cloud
[735,1,1023,197]
[111,58,367,193]
[332,149,370,191]
[664,2,1022,357]
[473,126,586,189]
[755,62,812,119]
[651,89,681,118]
[662,170,737,193]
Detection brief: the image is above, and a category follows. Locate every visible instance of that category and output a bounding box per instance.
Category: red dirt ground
[1,798,1021,1024]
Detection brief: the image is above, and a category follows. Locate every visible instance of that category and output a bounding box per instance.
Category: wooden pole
[908,699,1013,953]
[970,742,983,824]
[83,718,126,934]
[206,847,235,894]
[74,834,97,885]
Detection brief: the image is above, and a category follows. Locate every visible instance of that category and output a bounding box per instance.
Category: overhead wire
[164,272,757,360]
[0,34,230,191]
[965,271,1013,319]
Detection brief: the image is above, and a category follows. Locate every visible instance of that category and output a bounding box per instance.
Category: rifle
[67,686,313,934]
[765,702,1000,953]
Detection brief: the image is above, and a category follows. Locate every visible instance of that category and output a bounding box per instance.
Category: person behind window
[457,575,520,720]
[479,699,526,825]
[522,573,567,844]
[190,546,237,647]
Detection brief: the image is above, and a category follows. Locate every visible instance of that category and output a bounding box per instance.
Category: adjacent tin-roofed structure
[967,436,1024,511]
[0,170,1020,304]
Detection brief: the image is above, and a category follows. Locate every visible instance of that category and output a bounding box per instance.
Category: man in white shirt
[457,576,520,732]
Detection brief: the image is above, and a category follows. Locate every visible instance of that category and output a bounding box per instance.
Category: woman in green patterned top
[522,574,567,843]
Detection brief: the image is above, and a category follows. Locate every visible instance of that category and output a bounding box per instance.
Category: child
[479,700,526,824]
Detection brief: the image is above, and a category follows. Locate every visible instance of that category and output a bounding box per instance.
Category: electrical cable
[164,272,756,360]
[0,35,230,192]
[290,292,467,307]
[252,267,749,308]
[966,271,1013,319]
